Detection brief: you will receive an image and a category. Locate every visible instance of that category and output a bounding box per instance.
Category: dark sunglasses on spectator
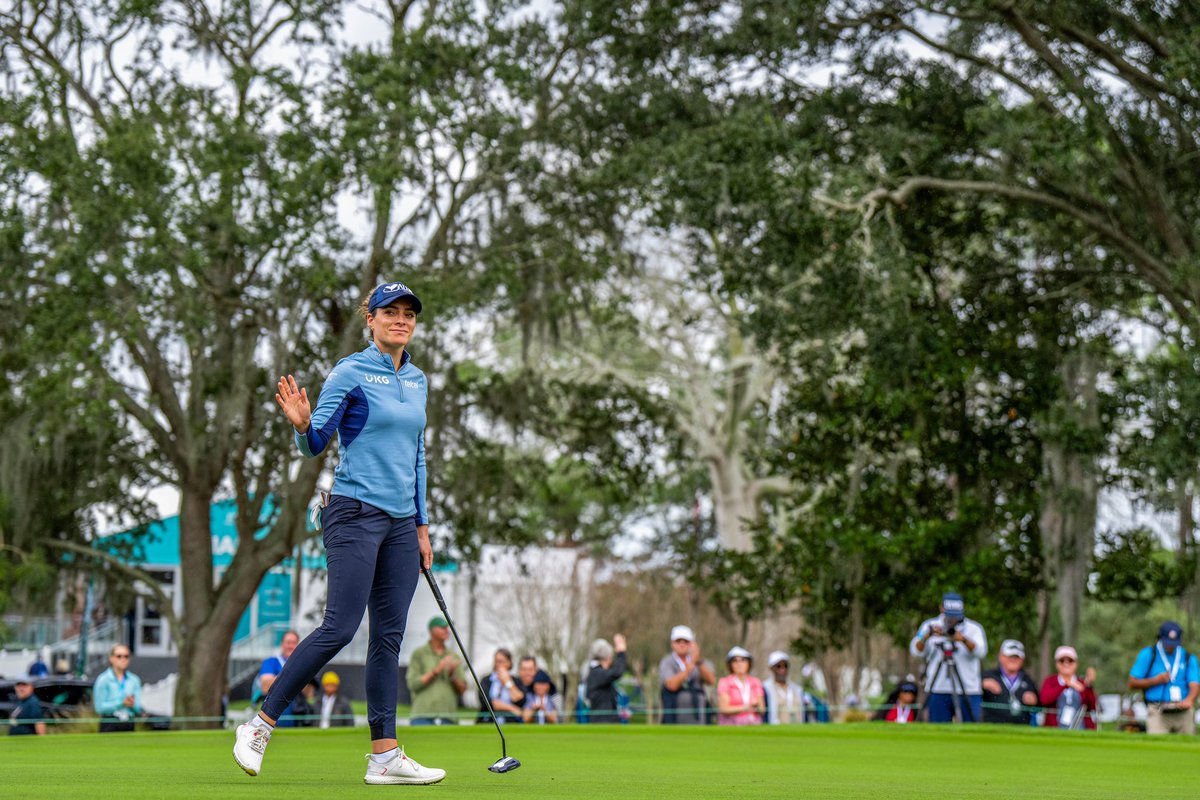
[113,653,131,659]
[771,663,789,669]
[1056,657,1075,663]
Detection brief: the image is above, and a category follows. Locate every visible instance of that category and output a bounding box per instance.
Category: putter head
[489,756,521,773]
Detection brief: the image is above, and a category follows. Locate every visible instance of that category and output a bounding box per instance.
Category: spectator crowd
[354,594,1195,734]
[418,592,1198,734]
[889,592,1196,733]
[5,597,1197,735]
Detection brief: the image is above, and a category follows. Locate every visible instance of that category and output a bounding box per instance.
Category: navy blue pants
[261,497,420,740]
[926,692,982,723]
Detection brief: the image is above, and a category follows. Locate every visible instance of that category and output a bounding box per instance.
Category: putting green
[3,723,1198,798]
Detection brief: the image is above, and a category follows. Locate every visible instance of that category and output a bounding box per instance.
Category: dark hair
[495,648,514,666]
[519,655,537,668]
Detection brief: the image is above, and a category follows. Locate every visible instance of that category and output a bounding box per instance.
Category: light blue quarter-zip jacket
[295,343,428,523]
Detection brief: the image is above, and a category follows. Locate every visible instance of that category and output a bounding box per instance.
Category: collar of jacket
[367,342,411,370]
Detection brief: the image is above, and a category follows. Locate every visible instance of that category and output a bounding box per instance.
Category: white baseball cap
[1054,645,1078,662]
[767,650,790,667]
[726,646,752,662]
[999,639,1025,658]
[670,625,695,643]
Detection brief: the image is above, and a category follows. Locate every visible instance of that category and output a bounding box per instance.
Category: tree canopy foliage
[2,0,1198,700]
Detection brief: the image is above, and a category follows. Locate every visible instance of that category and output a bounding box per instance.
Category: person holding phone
[585,634,628,723]
[522,670,559,724]
[1040,646,1097,730]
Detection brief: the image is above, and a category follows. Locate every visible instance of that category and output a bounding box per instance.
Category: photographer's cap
[898,680,919,695]
[1159,620,1184,644]
[767,650,790,668]
[941,592,965,617]
[368,281,422,314]
[670,625,695,643]
[999,639,1025,658]
[13,675,33,685]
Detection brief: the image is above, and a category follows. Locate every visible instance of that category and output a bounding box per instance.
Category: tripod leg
[925,660,946,722]
[946,662,975,723]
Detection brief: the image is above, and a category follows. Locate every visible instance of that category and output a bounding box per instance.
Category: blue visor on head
[368,281,422,314]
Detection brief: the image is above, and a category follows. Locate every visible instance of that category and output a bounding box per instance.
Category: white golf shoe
[233,721,272,776]
[364,748,446,785]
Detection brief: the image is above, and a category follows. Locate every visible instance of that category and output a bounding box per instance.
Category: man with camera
[909,592,988,723]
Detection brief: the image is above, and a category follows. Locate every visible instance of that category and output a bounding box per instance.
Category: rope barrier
[0,701,1132,729]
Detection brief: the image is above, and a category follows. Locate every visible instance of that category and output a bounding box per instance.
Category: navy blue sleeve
[295,363,359,457]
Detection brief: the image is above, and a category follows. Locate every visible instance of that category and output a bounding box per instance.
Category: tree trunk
[173,552,272,725]
[178,484,216,636]
[174,624,237,729]
[1037,351,1100,647]
[1036,587,1052,680]
[1181,488,1199,633]
[710,455,753,551]
[848,554,866,701]
[1178,488,1193,556]
[814,650,841,707]
[171,464,320,721]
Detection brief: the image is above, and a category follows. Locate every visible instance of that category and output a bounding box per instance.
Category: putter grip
[422,566,449,609]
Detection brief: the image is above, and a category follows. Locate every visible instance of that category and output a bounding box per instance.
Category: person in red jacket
[884,681,921,724]
[1040,645,1097,730]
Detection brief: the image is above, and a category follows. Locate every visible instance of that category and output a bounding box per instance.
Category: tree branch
[2,17,108,126]
[106,382,174,454]
[823,175,1193,327]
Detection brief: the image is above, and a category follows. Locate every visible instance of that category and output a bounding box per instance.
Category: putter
[421,565,521,774]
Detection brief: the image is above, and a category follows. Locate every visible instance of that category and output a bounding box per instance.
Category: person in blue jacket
[93,645,143,733]
[233,281,444,786]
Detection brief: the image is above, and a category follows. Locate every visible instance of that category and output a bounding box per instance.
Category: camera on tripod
[930,614,964,643]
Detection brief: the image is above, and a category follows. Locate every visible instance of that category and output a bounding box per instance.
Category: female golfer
[233,281,444,785]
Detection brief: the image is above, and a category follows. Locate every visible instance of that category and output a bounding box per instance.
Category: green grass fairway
[4,724,1199,799]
